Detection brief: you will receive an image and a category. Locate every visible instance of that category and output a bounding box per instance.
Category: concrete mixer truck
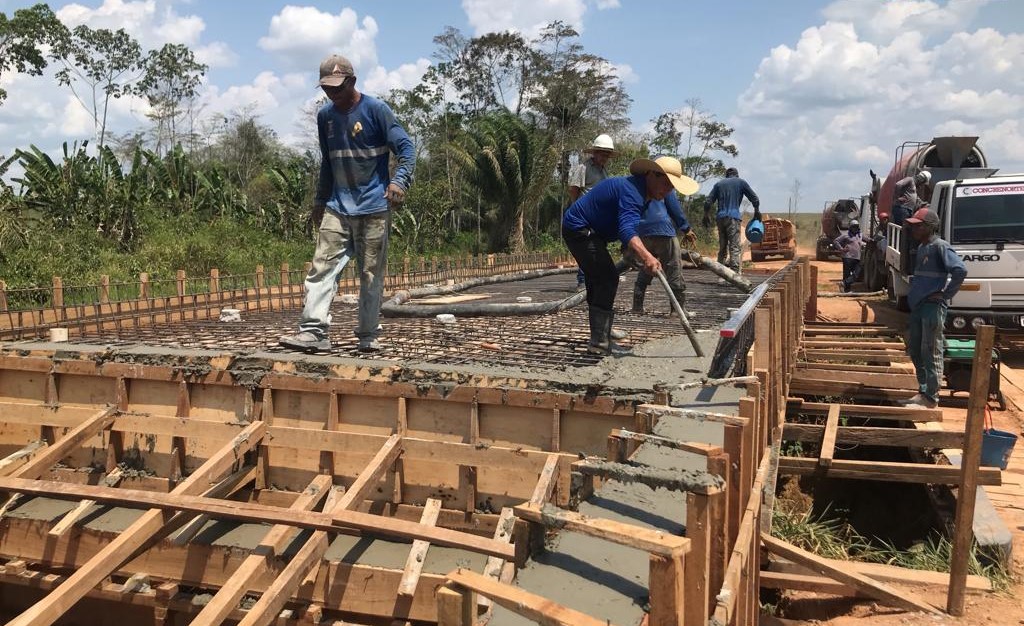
[877,136,1024,335]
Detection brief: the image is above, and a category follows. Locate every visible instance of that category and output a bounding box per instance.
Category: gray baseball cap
[318,54,355,87]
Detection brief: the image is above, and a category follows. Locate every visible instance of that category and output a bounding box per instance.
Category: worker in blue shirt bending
[901,208,967,409]
[563,156,697,355]
[280,54,415,354]
[703,167,760,273]
[629,187,697,314]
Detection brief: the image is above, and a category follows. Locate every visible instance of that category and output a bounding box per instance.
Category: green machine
[943,338,1005,410]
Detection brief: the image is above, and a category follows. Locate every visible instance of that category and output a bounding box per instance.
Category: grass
[771,507,1014,591]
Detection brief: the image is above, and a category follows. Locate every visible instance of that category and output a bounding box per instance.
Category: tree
[650,98,738,183]
[136,43,208,155]
[0,3,69,105]
[54,26,145,149]
[449,112,556,252]
[789,178,801,217]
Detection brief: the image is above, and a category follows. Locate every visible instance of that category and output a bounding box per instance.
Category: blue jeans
[298,210,390,342]
[906,301,947,401]
[841,258,862,291]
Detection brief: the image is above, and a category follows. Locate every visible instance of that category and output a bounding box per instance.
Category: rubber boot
[587,306,611,355]
[632,283,646,314]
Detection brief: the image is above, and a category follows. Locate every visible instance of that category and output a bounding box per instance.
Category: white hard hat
[589,134,616,153]
[849,220,859,227]
[916,170,932,184]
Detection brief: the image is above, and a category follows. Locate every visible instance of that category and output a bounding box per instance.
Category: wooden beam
[0,440,45,474]
[573,460,723,495]
[190,474,333,626]
[795,367,917,389]
[436,586,475,626]
[636,404,749,428]
[4,420,267,626]
[783,423,964,448]
[787,398,942,422]
[609,429,721,457]
[0,477,514,560]
[948,324,995,616]
[397,498,443,597]
[759,571,863,596]
[445,569,614,626]
[513,503,688,557]
[649,549,686,626]
[529,454,560,506]
[766,557,991,593]
[801,349,910,364]
[819,404,840,468]
[790,378,916,401]
[712,454,768,626]
[2,406,117,479]
[48,468,124,537]
[777,457,1001,485]
[236,533,330,626]
[761,534,941,615]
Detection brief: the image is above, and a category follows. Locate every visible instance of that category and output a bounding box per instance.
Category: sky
[0,0,1022,214]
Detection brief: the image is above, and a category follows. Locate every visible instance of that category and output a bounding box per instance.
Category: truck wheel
[752,253,765,262]
[815,241,829,261]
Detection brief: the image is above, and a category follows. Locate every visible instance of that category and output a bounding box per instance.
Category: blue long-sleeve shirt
[908,235,967,309]
[316,94,415,216]
[705,176,759,220]
[562,175,649,245]
[637,192,691,238]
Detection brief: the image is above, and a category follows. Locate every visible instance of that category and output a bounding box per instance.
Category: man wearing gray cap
[902,207,967,409]
[280,54,415,353]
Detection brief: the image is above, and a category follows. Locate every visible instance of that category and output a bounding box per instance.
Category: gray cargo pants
[631,235,687,304]
[298,210,390,342]
[717,217,742,272]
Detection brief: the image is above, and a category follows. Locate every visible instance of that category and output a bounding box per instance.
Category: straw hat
[629,156,699,196]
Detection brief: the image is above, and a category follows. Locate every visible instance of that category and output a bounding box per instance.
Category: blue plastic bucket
[745,219,765,243]
[981,428,1017,470]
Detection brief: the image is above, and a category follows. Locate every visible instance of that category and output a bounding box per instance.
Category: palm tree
[449,112,555,252]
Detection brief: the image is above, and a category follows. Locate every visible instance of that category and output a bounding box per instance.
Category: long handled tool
[655,268,704,357]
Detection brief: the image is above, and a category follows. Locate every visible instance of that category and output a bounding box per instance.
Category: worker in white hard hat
[892,170,932,226]
[832,219,863,293]
[568,134,617,289]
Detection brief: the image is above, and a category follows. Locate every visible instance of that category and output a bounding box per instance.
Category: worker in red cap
[901,207,967,409]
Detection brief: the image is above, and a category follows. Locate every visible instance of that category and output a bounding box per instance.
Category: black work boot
[587,306,612,355]
[632,284,646,314]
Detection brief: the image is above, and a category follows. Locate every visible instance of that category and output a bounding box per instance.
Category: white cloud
[259,6,380,73]
[362,59,432,96]
[462,0,587,37]
[607,62,638,84]
[595,0,620,9]
[56,0,231,53]
[731,0,1024,213]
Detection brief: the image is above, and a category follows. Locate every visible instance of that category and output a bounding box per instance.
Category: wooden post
[649,548,686,626]
[0,280,7,312]
[805,264,818,321]
[436,585,475,626]
[138,273,150,300]
[947,324,995,616]
[684,493,711,626]
[175,270,186,298]
[52,276,64,309]
[209,268,220,294]
[706,454,730,607]
[281,263,290,287]
[99,275,110,304]
[255,265,265,290]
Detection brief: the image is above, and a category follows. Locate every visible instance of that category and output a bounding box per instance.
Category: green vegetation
[0,7,740,289]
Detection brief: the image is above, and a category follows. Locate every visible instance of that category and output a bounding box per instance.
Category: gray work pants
[717,217,742,272]
[298,210,390,342]
[631,235,687,301]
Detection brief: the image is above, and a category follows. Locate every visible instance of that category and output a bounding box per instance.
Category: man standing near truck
[703,167,760,273]
[902,208,967,409]
[892,171,931,225]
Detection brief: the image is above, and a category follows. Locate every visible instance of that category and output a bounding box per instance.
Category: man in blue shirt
[563,156,697,355]
[629,191,697,314]
[280,54,415,353]
[703,167,760,273]
[902,208,967,409]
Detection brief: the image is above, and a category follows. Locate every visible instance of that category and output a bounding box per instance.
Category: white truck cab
[886,174,1024,334]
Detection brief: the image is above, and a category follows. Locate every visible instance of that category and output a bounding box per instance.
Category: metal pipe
[656,268,704,357]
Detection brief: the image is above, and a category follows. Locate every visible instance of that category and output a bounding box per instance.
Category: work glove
[753,208,762,222]
[682,230,698,246]
[701,214,712,229]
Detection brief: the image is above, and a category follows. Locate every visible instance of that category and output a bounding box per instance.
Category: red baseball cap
[905,208,939,228]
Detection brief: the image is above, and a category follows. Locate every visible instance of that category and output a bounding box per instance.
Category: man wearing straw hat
[568,134,617,289]
[563,156,698,355]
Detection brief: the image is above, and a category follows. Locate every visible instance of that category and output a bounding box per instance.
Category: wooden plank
[2,406,117,479]
[529,454,560,506]
[790,378,916,401]
[48,468,124,537]
[759,571,862,596]
[786,399,942,422]
[801,349,910,364]
[190,475,334,626]
[513,503,688,557]
[712,454,768,626]
[948,324,995,616]
[0,478,514,560]
[445,569,613,626]
[795,368,917,389]
[649,549,686,626]
[778,457,1001,485]
[796,361,914,374]
[684,492,710,626]
[801,339,906,349]
[0,441,46,474]
[783,423,964,448]
[236,532,330,626]
[609,429,720,457]
[761,534,941,615]
[4,420,267,626]
[397,498,443,597]
[436,586,475,626]
[767,557,991,593]
[637,404,750,428]
[819,404,840,468]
